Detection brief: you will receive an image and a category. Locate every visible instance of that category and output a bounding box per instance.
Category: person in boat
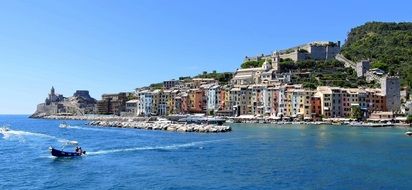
[78,147,83,155]
[75,146,80,153]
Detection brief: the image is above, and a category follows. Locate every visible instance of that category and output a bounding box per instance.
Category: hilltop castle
[244,41,341,62]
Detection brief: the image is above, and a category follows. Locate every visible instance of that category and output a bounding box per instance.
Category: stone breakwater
[40,115,231,133]
[87,121,232,133]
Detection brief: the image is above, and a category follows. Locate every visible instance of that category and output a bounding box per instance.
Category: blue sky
[0,0,411,114]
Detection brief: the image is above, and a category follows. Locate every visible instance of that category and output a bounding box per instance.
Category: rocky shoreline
[37,115,232,133]
[34,115,409,131]
[87,121,231,133]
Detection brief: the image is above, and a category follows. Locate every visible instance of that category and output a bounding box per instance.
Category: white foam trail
[1,129,68,142]
[87,139,225,156]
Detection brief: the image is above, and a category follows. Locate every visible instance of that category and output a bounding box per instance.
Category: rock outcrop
[30,87,97,118]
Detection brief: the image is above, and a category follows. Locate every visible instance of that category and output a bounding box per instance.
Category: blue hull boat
[50,147,84,157]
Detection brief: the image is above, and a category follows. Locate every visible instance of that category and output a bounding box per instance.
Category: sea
[1,115,411,190]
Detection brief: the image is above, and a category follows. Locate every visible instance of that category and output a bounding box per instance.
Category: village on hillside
[31,40,412,124]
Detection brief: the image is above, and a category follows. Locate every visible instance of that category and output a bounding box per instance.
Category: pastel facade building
[250,85,265,115]
[219,87,230,111]
[206,84,220,112]
[188,89,205,113]
[315,86,333,118]
[170,90,181,114]
[276,86,287,117]
[310,95,322,120]
[330,87,344,118]
[302,90,315,119]
[230,86,250,116]
[180,92,189,114]
[137,90,153,116]
[159,90,169,116]
[163,80,180,89]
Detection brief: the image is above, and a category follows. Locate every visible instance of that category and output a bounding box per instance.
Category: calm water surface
[1,115,411,190]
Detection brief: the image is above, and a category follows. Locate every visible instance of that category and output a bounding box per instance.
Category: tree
[371,61,388,71]
[303,82,317,89]
[407,115,412,124]
[351,105,362,120]
[241,59,265,69]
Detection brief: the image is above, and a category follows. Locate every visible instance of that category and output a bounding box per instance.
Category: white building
[137,90,153,116]
[206,84,220,112]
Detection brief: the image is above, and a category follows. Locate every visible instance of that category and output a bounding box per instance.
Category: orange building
[311,96,322,120]
[189,89,205,113]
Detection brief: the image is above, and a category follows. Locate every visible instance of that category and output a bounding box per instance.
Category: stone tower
[271,51,280,72]
[381,76,401,112]
[51,86,55,96]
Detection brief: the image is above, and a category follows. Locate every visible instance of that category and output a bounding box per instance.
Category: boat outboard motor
[83,151,86,155]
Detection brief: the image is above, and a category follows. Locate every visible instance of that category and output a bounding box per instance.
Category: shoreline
[37,115,232,133]
[229,120,410,127]
[34,115,410,128]
[86,120,231,133]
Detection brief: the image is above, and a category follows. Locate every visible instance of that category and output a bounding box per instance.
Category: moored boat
[405,131,412,137]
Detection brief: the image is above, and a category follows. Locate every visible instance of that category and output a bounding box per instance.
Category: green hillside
[341,22,412,89]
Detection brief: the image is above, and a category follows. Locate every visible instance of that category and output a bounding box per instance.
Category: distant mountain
[341,22,412,89]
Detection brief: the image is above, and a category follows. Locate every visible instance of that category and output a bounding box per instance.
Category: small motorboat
[405,131,412,137]
[49,147,85,157]
[0,127,10,133]
[59,122,69,128]
[49,140,86,158]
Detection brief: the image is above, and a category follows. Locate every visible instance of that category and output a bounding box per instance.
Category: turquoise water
[1,115,412,189]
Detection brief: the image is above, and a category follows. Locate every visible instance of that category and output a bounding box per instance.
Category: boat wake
[1,128,68,143]
[87,139,226,156]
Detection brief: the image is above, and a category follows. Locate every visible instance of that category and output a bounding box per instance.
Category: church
[45,86,65,105]
[231,51,290,86]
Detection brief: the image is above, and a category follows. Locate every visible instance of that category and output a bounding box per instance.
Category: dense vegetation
[148,71,233,89]
[194,71,233,84]
[241,59,266,68]
[284,59,377,89]
[239,55,376,89]
[341,22,412,89]
[149,82,163,89]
